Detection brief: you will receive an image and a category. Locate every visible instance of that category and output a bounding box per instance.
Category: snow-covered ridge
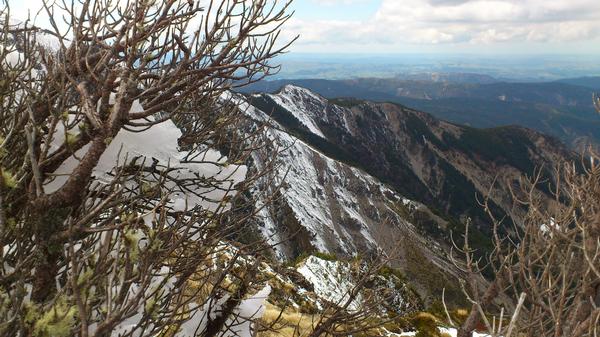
[242,87,468,305]
[244,90,445,265]
[252,117,404,257]
[267,85,328,138]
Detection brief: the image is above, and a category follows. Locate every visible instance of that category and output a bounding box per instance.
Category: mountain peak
[249,86,574,232]
[278,84,325,101]
[265,85,328,138]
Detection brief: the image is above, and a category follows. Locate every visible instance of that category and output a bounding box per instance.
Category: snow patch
[46,118,246,212]
[297,256,362,311]
[268,85,327,138]
[399,327,491,337]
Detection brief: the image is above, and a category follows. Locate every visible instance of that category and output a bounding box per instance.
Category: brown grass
[258,302,322,337]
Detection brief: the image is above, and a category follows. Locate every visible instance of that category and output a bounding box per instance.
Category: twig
[442,288,455,327]
[506,292,526,337]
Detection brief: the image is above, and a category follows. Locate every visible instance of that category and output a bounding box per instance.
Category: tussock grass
[258,302,321,337]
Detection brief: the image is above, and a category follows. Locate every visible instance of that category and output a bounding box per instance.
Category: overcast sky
[7,0,600,55]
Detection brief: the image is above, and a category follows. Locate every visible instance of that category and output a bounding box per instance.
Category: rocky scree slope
[236,90,471,304]
[245,85,573,253]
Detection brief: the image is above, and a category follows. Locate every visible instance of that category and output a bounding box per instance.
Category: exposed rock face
[239,78,600,149]
[249,85,572,233]
[241,85,573,302]
[240,89,459,302]
[246,95,441,251]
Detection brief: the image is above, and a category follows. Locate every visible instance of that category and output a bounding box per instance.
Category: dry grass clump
[258,302,322,337]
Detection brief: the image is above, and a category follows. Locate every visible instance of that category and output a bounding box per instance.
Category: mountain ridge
[239,85,574,303]
[238,78,600,149]
[247,85,571,231]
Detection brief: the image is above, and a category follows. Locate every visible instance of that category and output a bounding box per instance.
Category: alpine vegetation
[0,0,297,335]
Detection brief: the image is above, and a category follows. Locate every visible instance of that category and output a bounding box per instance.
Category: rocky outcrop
[248,85,573,235]
[238,85,574,302]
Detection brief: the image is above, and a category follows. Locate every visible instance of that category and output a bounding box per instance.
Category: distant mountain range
[239,76,600,149]
[556,76,600,90]
[272,54,600,82]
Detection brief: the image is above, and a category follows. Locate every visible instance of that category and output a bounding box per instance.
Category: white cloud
[6,0,600,53]
[310,0,372,4]
[288,0,600,52]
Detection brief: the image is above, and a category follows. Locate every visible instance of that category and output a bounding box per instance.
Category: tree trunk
[30,208,68,303]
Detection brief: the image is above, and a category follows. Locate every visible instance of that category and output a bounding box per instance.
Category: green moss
[124,229,141,263]
[411,312,441,337]
[313,252,338,261]
[76,268,94,287]
[26,296,78,337]
[286,252,309,267]
[378,265,406,281]
[65,132,79,146]
[1,168,17,188]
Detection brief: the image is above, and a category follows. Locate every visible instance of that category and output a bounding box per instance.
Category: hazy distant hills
[556,76,600,90]
[239,75,600,149]
[381,72,498,84]
[272,55,600,82]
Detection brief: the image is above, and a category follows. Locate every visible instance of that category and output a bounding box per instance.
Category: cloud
[7,0,600,53]
[288,0,600,52]
[426,0,476,5]
[310,0,372,4]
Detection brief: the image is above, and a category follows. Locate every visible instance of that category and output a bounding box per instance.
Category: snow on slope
[296,255,362,311]
[267,85,327,138]
[111,257,271,337]
[399,327,491,337]
[253,122,388,257]
[244,92,437,261]
[175,285,271,337]
[251,116,343,255]
[46,115,246,213]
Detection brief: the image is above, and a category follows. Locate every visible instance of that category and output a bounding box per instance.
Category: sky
[6,0,600,55]
[284,0,600,54]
